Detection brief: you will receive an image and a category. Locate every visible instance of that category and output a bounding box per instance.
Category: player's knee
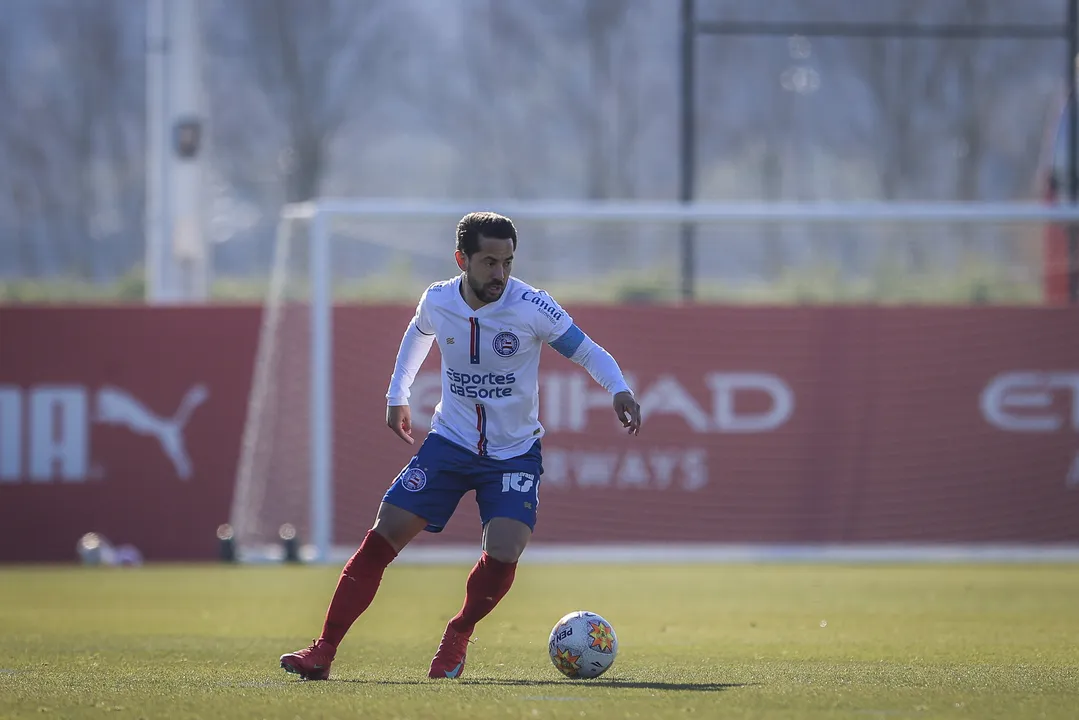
[372,502,427,552]
[484,541,525,563]
[483,518,531,563]
[371,522,421,553]
[370,524,411,554]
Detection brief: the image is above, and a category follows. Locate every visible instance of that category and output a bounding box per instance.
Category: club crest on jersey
[492,331,520,357]
[398,468,427,492]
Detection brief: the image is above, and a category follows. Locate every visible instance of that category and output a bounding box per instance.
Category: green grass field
[1,562,1077,719]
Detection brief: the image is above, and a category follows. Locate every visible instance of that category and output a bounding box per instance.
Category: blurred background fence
[2,0,1079,304]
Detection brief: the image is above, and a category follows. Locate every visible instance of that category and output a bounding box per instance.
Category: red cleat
[428,625,471,679]
[280,639,336,680]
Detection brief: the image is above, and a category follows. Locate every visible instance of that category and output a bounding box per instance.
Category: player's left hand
[386,404,415,445]
[613,390,641,436]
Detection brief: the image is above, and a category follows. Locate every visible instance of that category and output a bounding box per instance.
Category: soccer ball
[548,610,618,679]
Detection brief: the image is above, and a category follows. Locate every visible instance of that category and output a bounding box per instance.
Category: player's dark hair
[456,212,518,257]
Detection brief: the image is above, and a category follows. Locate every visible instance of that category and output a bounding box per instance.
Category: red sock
[319,530,398,647]
[447,552,517,636]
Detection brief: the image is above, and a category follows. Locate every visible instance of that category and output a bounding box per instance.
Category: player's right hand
[386,404,415,445]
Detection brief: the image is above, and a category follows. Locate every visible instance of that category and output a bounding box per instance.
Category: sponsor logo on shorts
[399,467,427,491]
[492,331,520,357]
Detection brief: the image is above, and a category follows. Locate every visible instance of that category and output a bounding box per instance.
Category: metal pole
[679,0,696,302]
[693,20,1065,39]
[145,0,170,302]
[310,210,333,563]
[1068,0,1079,303]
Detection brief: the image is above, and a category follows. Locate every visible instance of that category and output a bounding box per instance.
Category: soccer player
[280,211,641,680]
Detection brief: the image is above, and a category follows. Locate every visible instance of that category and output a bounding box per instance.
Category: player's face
[462,235,514,303]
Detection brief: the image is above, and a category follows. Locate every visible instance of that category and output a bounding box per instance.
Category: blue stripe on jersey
[475,403,488,456]
[469,317,480,365]
[550,323,586,359]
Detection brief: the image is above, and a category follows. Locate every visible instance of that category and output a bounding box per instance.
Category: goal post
[231,199,1079,565]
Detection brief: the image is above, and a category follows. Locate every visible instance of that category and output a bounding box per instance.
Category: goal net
[229,199,1079,564]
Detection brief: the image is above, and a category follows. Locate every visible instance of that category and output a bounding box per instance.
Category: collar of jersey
[454,274,510,315]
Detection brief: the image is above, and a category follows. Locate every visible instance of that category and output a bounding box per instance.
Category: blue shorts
[383,433,544,533]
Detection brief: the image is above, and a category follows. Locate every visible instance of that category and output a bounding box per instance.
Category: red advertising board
[340,306,1079,549]
[0,306,260,562]
[1,304,1078,562]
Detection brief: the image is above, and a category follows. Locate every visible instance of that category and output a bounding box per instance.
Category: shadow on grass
[335,677,751,692]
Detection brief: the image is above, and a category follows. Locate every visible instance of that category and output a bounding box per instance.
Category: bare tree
[0,18,19,274]
[693,2,802,282]
[563,0,644,270]
[2,87,49,279]
[4,0,142,281]
[575,0,633,200]
[945,0,1061,271]
[209,0,398,204]
[439,0,560,198]
[447,0,671,278]
[443,0,670,199]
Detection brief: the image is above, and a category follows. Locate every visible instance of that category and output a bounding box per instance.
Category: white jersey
[386,275,628,460]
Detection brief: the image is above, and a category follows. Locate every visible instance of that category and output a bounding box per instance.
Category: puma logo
[94,384,209,480]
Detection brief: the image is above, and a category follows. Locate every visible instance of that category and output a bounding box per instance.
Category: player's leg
[317,502,429,643]
[480,516,532,562]
[452,516,530,630]
[427,518,528,679]
[279,502,428,680]
[281,436,467,680]
[428,443,541,679]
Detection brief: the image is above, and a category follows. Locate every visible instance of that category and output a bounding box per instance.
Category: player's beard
[467,273,505,304]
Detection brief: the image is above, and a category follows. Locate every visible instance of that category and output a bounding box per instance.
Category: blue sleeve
[549,324,586,359]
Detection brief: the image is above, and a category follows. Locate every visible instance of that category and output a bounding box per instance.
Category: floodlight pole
[678,0,696,303]
[1067,0,1079,303]
[679,2,1079,303]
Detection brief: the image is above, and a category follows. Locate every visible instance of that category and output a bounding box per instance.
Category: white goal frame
[234,199,1079,565]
